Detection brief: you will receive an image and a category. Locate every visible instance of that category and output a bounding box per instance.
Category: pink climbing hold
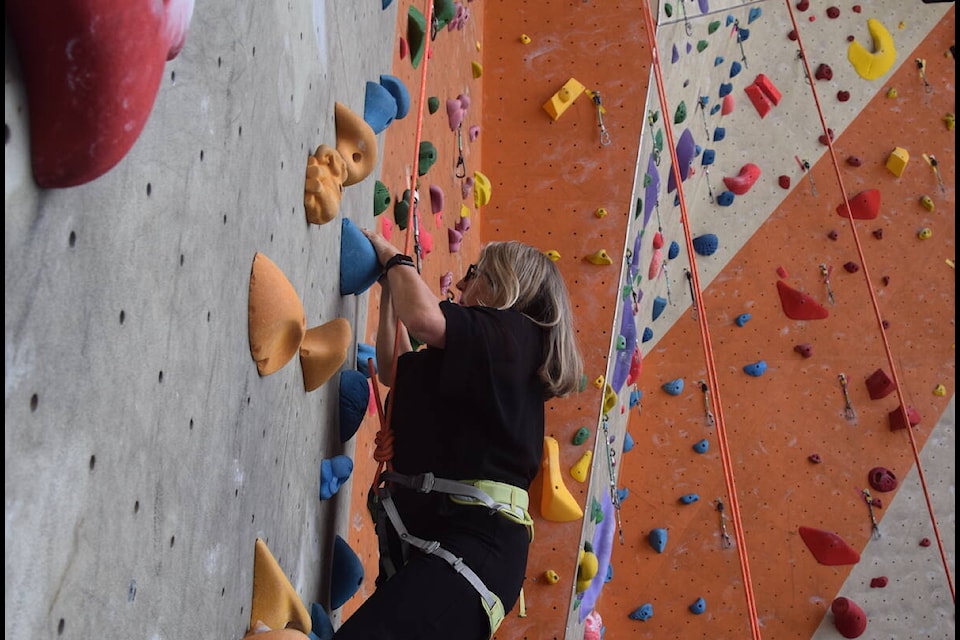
[776,266,790,278]
[722,163,762,195]
[399,37,408,59]
[836,189,881,220]
[429,185,445,214]
[831,597,867,638]
[448,227,463,253]
[455,214,471,234]
[828,230,839,240]
[446,98,465,131]
[648,249,663,280]
[468,125,480,142]
[721,93,735,115]
[778,175,791,189]
[419,228,434,256]
[799,526,861,565]
[461,176,474,200]
[777,281,829,320]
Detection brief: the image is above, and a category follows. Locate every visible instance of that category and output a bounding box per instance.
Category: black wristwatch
[383,253,416,274]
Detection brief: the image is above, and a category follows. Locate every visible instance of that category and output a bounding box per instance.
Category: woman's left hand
[362,228,401,267]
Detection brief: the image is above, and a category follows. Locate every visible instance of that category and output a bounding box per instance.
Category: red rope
[785,0,955,603]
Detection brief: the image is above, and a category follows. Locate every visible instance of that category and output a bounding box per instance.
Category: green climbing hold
[591,498,604,524]
[674,101,687,124]
[643,174,652,187]
[654,129,664,152]
[374,181,391,216]
[664,3,673,17]
[427,96,440,114]
[407,6,427,69]
[708,20,721,34]
[418,141,437,176]
[433,0,456,30]
[696,40,708,53]
[635,197,643,219]
[573,427,591,446]
[394,189,411,229]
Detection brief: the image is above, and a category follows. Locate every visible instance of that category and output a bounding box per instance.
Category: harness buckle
[413,472,436,493]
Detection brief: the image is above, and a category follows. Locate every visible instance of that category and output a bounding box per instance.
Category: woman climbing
[332,229,583,640]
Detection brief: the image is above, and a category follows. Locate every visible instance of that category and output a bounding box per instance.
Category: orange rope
[370,0,436,494]
[638,5,763,638]
[785,0,955,603]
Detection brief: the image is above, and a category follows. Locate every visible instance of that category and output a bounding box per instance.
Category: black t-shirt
[387,300,546,490]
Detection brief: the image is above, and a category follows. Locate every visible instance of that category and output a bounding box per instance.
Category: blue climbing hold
[379,74,410,119]
[718,82,733,98]
[730,61,742,78]
[692,233,719,256]
[748,6,762,23]
[737,27,750,42]
[713,56,724,66]
[680,493,700,505]
[735,313,752,327]
[710,103,721,115]
[713,126,726,141]
[694,144,703,157]
[605,564,614,582]
[662,378,684,395]
[339,218,382,296]
[310,602,335,640]
[319,455,354,500]
[701,149,716,166]
[744,360,768,377]
[629,388,643,409]
[617,487,630,503]
[693,438,709,454]
[716,191,734,206]
[623,431,635,452]
[642,327,654,343]
[668,240,680,260]
[673,193,681,207]
[689,597,707,614]
[648,528,668,553]
[726,14,735,25]
[339,369,369,443]
[356,343,377,377]
[629,603,654,621]
[362,81,398,135]
[330,535,364,610]
[652,296,668,321]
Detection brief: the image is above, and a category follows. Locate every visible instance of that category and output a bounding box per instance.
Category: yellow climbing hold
[473,170,492,208]
[476,41,481,52]
[570,450,593,482]
[848,19,897,80]
[576,549,599,593]
[543,77,586,120]
[602,382,618,414]
[944,114,955,131]
[886,87,899,98]
[919,195,935,211]
[460,203,471,219]
[918,227,933,239]
[520,34,532,44]
[471,61,483,78]
[595,207,608,218]
[885,147,909,177]
[593,375,605,389]
[933,384,947,396]
[540,436,584,522]
[544,249,561,261]
[543,569,560,584]
[586,249,613,265]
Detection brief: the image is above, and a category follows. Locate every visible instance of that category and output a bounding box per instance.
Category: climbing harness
[837,373,856,422]
[590,90,613,146]
[862,488,882,539]
[600,416,626,545]
[819,263,836,306]
[795,156,817,196]
[916,58,933,93]
[923,153,946,194]
[373,471,534,637]
[684,268,697,320]
[715,498,733,548]
[454,125,467,179]
[698,381,716,426]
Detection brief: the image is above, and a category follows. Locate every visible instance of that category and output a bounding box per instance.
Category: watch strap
[383,253,416,274]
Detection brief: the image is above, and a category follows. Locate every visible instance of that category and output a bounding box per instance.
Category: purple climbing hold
[662,378,684,395]
[667,129,696,193]
[672,44,680,63]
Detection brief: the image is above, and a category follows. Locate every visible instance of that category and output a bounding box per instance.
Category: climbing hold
[544,569,560,584]
[692,234,719,256]
[652,296,668,321]
[808,453,822,464]
[330,535,364,610]
[831,597,868,638]
[446,98,466,131]
[843,261,859,273]
[743,360,767,377]
[886,87,898,98]
[427,96,440,114]
[540,436,584,522]
[623,432,635,452]
[335,102,378,186]
[363,81,398,134]
[846,155,862,166]
[776,266,790,278]
[944,113,955,131]
[573,427,591,446]
[713,127,726,141]
[723,163,761,195]
[671,44,680,63]
[866,369,896,399]
[310,602,335,640]
[837,90,852,103]
[339,369,369,442]
[718,82,733,98]
[674,101,687,124]
[708,20,721,34]
[652,231,665,249]
[356,343,377,378]
[815,63,834,80]
[777,281,829,320]
[471,61,483,78]
[407,6,427,68]
[570,450,593,482]
[870,577,888,588]
[933,384,947,396]
[868,466,899,491]
[679,493,700,505]
[642,327,654,342]
[373,181,391,216]
[629,388,643,410]
[872,229,884,240]
[696,40,708,53]
[304,145,348,225]
[586,249,614,265]
[299,318,352,392]
[798,526,861,565]
[543,77,586,120]
[319,455,354,500]
[735,313,752,327]
[520,34,532,44]
[917,227,933,240]
[836,189,881,219]
[848,18,897,81]
[888,406,921,432]
[248,253,306,377]
[778,175,791,189]
[920,538,932,547]
[648,528,668,553]
[689,597,707,615]
[744,74,782,118]
[668,241,681,260]
[629,604,654,621]
[417,141,437,176]
[461,176,474,200]
[702,149,716,165]
[826,6,841,18]
[714,55,725,66]
[919,195,934,211]
[379,74,410,119]
[662,378,684,395]
[473,171,492,208]
[748,6,762,22]
[544,249,561,262]
[595,207,608,218]
[788,29,798,41]
[339,218,382,295]
[794,343,814,358]
[721,94,735,115]
[394,190,410,230]
[693,439,709,454]
[818,128,835,145]
[249,538,313,633]
[602,382,618,414]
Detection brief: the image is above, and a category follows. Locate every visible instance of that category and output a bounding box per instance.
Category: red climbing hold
[799,526,861,565]
[778,175,791,189]
[920,538,932,547]
[870,576,888,588]
[872,229,883,239]
[794,343,813,358]
[818,129,835,145]
[723,163,762,195]
[652,231,664,249]
[832,597,867,638]
[808,453,822,463]
[843,261,859,273]
[788,29,799,41]
[846,155,862,166]
[797,0,810,10]
[777,281,829,320]
[866,369,896,399]
[838,90,851,102]
[815,64,834,80]
[888,405,922,432]
[836,189,881,220]
[827,230,840,240]
[826,6,841,18]
[852,4,862,12]
[869,466,898,492]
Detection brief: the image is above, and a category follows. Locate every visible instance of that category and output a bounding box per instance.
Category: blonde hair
[476,241,583,398]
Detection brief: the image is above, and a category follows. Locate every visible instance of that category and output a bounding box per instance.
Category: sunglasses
[463,264,479,282]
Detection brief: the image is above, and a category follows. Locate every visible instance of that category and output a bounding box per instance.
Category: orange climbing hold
[248,253,306,376]
[249,538,312,634]
[836,189,881,219]
[540,436,584,522]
